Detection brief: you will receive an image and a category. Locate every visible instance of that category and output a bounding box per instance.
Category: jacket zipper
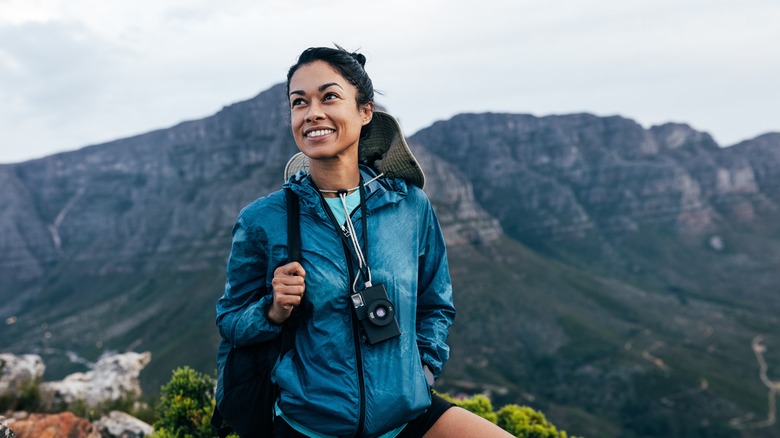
[352,309,366,437]
[317,192,367,437]
[342,217,366,437]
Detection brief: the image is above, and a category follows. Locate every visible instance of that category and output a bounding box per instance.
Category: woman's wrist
[266,303,285,325]
[423,362,435,386]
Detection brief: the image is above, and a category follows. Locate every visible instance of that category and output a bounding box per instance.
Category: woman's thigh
[423,406,514,437]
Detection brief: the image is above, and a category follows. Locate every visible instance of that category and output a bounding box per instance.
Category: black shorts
[273,393,455,437]
[397,393,456,437]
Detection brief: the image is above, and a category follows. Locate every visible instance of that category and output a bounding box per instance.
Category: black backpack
[212,188,306,438]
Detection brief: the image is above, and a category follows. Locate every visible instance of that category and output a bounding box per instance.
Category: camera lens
[368,299,394,326]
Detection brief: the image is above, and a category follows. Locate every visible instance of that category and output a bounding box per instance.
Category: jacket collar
[284,165,408,222]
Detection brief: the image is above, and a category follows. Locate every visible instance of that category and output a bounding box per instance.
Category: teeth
[306,129,334,138]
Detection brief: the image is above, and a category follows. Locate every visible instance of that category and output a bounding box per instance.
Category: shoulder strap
[281,187,303,353]
[285,188,301,263]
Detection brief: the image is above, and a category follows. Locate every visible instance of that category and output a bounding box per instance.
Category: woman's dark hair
[286,45,374,107]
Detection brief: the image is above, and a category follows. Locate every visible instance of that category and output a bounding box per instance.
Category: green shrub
[497,404,567,438]
[0,377,41,412]
[151,366,215,438]
[64,395,150,422]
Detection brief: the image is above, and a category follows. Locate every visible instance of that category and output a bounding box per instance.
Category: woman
[216,46,511,437]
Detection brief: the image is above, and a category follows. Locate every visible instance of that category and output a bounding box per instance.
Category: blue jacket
[216,166,455,437]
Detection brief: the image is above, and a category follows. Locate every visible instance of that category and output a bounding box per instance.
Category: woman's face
[288,61,373,163]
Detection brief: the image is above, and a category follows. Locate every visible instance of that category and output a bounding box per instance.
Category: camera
[350,284,401,345]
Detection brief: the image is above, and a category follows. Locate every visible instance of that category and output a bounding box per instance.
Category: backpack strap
[285,187,301,264]
[281,187,302,353]
[211,409,232,438]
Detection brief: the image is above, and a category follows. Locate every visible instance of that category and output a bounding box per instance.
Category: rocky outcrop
[0,416,15,438]
[7,412,97,438]
[39,352,151,408]
[93,411,153,438]
[4,411,152,438]
[413,147,502,246]
[0,354,44,397]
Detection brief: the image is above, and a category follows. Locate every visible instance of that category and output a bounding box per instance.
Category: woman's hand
[268,262,306,324]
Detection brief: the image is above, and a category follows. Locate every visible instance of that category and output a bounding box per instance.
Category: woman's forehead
[289,61,350,92]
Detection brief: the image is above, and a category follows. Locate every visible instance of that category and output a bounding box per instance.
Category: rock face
[410,113,780,240]
[0,354,44,397]
[39,352,151,408]
[7,412,96,438]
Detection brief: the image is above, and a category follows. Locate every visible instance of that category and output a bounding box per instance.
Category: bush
[151,367,215,438]
[0,377,41,412]
[497,404,568,438]
[65,395,152,422]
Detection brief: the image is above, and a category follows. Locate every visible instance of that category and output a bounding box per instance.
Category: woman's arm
[416,197,456,379]
[216,216,282,348]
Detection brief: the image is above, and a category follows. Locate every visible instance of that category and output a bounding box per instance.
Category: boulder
[0,416,16,438]
[7,412,97,438]
[40,352,151,408]
[93,411,153,438]
[0,354,45,397]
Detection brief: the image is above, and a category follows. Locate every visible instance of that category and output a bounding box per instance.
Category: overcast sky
[1,0,778,164]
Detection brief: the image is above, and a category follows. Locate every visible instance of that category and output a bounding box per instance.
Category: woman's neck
[309,163,361,198]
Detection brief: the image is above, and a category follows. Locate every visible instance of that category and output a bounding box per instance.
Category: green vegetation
[57,394,154,423]
[0,376,155,423]
[151,367,216,438]
[0,377,41,412]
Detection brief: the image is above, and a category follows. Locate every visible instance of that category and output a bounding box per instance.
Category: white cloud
[0,0,778,163]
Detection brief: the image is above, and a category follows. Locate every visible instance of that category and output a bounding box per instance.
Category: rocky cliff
[411,113,780,239]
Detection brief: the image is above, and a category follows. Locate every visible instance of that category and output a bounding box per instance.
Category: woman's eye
[323,92,339,101]
[291,98,305,107]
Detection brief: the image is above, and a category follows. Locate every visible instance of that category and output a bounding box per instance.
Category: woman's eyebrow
[289,82,344,97]
[319,82,343,92]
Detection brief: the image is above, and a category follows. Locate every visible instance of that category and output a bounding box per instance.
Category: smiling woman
[214,45,513,437]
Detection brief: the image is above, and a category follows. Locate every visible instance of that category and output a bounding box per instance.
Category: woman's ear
[361,102,375,126]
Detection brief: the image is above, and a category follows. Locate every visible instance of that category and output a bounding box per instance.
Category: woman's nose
[305,102,325,122]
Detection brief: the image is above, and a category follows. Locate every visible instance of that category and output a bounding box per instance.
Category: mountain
[1,84,779,437]
[411,115,780,437]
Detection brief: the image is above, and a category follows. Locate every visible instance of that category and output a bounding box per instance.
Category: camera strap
[316,178,372,294]
[338,184,372,293]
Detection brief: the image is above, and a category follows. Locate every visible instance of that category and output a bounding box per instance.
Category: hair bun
[351,52,367,68]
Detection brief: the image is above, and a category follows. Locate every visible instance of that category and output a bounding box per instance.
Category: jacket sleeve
[416,197,456,378]
[216,215,282,348]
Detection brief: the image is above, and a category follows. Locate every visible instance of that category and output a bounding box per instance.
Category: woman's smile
[304,128,336,139]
